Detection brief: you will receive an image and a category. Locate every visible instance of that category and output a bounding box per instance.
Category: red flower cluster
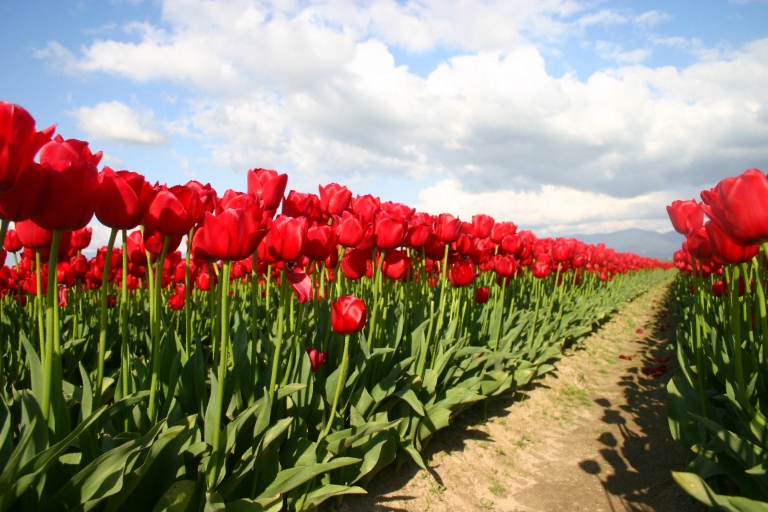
[0,100,670,303]
[668,168,768,276]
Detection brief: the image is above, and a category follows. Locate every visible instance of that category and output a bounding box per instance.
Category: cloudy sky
[2,0,767,246]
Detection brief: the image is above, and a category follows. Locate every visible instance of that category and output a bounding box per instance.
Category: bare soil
[338,282,707,512]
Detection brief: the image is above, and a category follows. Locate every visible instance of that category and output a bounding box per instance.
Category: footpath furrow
[338,282,706,512]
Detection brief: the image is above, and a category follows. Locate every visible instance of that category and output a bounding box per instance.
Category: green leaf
[0,417,38,512]
[256,457,360,500]
[277,384,307,400]
[298,484,366,511]
[204,491,226,512]
[43,421,166,511]
[226,495,282,512]
[152,480,197,512]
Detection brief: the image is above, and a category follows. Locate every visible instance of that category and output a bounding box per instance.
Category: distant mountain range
[562,228,684,260]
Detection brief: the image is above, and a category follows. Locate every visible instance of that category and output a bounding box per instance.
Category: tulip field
[0,100,678,511]
[666,171,768,510]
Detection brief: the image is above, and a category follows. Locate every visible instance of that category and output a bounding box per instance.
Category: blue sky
[2,0,768,245]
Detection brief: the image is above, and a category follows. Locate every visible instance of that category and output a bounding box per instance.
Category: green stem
[41,230,63,421]
[268,269,288,403]
[147,235,170,424]
[207,261,231,490]
[120,230,131,431]
[96,228,118,406]
[321,334,350,439]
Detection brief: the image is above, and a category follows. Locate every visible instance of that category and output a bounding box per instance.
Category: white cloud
[416,179,675,236]
[36,0,768,233]
[72,101,169,145]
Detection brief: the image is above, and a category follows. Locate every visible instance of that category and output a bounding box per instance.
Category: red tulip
[475,287,489,303]
[335,211,366,248]
[0,162,46,222]
[351,194,380,224]
[666,200,704,235]
[15,219,52,249]
[449,260,476,287]
[490,221,517,243]
[3,229,21,253]
[305,346,327,372]
[126,230,149,266]
[283,191,320,219]
[262,215,307,262]
[319,183,352,216]
[33,136,101,231]
[70,227,92,251]
[186,180,218,219]
[494,254,518,277]
[700,169,768,245]
[168,294,185,310]
[686,226,712,261]
[435,213,462,243]
[532,260,551,278]
[192,191,266,262]
[304,223,337,261]
[247,168,288,210]
[705,221,759,265]
[0,101,55,192]
[405,212,432,248]
[373,212,405,250]
[340,248,369,280]
[95,167,153,230]
[712,280,725,297]
[331,295,367,335]
[381,249,409,280]
[381,201,415,220]
[471,214,494,239]
[196,271,211,291]
[144,184,203,237]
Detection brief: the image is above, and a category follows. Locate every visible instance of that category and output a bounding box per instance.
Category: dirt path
[340,282,707,512]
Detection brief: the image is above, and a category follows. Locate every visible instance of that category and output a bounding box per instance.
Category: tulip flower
[472,214,495,239]
[283,190,321,220]
[192,192,266,262]
[304,223,337,261]
[491,221,517,243]
[381,249,409,280]
[475,287,490,303]
[305,346,327,372]
[247,168,288,210]
[340,248,369,280]
[3,229,21,253]
[70,227,92,252]
[351,194,380,224]
[0,162,47,222]
[33,136,100,232]
[435,213,462,243]
[700,169,768,245]
[95,168,153,230]
[143,184,203,237]
[331,295,367,335]
[167,294,185,310]
[319,183,352,216]
[0,101,55,192]
[262,215,307,262]
[15,219,52,249]
[448,260,476,287]
[532,260,551,279]
[666,200,704,236]
[373,212,405,250]
[705,221,759,265]
[335,211,366,248]
[405,212,432,248]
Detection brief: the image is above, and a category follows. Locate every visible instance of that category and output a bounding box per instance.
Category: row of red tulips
[0,100,672,511]
[666,168,768,509]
